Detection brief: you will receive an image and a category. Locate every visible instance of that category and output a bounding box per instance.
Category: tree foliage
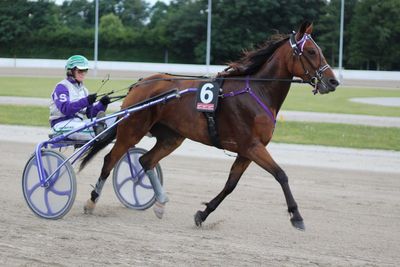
[0,0,398,70]
[348,0,400,70]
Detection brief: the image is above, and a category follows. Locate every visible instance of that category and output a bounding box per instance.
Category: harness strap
[202,77,224,149]
[203,112,222,149]
[222,76,276,124]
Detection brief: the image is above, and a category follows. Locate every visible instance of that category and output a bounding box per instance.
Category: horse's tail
[79,125,117,171]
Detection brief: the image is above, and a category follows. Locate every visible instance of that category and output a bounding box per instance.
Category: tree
[316,0,357,68]
[147,0,327,64]
[60,0,93,28]
[115,0,150,27]
[348,0,400,70]
[210,0,327,64]
[0,0,31,45]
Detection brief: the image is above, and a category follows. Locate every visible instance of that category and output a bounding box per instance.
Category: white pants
[51,118,96,141]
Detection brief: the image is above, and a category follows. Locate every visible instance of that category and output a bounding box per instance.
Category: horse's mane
[218,34,289,77]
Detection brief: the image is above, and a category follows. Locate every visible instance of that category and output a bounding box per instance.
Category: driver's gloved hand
[87,93,97,105]
[100,95,111,106]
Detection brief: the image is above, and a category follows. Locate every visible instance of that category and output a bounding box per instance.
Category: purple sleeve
[86,102,107,118]
[52,84,89,116]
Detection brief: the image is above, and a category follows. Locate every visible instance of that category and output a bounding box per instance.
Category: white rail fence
[1,57,400,81]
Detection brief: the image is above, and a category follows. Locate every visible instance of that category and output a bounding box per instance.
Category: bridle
[289,32,331,94]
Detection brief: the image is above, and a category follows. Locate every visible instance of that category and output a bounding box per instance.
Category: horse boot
[83,177,106,214]
[146,169,169,219]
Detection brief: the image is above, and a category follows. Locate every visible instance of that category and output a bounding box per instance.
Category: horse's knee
[274,169,288,185]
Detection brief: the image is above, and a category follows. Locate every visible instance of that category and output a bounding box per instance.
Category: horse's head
[289,21,339,94]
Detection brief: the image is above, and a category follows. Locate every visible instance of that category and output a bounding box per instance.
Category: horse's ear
[305,23,313,34]
[296,20,313,40]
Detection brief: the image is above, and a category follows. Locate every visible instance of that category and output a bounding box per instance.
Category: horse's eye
[308,49,316,56]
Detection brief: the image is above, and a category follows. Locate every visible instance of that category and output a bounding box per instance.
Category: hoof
[194,211,203,227]
[153,201,165,219]
[83,199,96,215]
[290,218,305,231]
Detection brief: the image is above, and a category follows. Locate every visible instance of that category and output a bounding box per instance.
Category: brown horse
[80,21,338,230]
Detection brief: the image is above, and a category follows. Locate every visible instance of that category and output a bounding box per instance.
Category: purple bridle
[289,32,332,94]
[221,76,276,125]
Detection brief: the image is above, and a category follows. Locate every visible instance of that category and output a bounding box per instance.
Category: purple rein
[221,76,276,125]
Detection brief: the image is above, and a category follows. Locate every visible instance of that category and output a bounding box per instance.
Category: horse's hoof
[290,218,305,231]
[83,199,96,215]
[194,211,203,227]
[153,201,165,219]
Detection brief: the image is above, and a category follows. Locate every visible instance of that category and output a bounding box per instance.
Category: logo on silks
[196,82,220,112]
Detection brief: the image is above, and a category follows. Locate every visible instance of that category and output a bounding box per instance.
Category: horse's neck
[253,59,293,114]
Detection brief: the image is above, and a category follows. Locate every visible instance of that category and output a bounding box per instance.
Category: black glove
[100,95,111,106]
[87,93,97,105]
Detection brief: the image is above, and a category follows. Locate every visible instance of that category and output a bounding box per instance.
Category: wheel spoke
[22,150,76,219]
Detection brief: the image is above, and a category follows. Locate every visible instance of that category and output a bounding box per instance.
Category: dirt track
[0,141,399,266]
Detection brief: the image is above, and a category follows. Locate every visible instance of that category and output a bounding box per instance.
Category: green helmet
[65,55,89,70]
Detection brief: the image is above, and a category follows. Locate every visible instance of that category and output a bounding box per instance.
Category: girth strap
[203,112,222,149]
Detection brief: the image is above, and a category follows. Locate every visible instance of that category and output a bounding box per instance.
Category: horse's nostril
[329,78,339,87]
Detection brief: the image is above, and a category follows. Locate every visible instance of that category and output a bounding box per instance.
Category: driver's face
[73,69,88,82]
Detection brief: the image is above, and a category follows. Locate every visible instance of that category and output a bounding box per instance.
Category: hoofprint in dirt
[1,141,399,266]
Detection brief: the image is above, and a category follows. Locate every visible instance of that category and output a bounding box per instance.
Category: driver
[49,55,111,140]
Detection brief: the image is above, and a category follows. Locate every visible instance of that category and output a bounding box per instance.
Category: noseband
[289,32,331,94]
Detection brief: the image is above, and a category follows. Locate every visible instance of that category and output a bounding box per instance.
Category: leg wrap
[91,178,106,202]
[146,169,168,204]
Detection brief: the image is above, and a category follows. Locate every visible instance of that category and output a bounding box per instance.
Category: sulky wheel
[112,147,163,210]
[22,150,76,219]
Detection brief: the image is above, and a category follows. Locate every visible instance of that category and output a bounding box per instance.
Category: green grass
[282,84,400,117]
[0,76,135,98]
[1,105,399,151]
[0,105,49,127]
[273,121,400,151]
[1,77,400,117]
[1,77,399,151]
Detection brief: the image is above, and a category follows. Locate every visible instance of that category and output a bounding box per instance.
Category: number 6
[200,83,214,104]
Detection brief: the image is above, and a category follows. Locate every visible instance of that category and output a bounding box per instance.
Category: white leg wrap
[93,179,106,201]
[146,169,168,204]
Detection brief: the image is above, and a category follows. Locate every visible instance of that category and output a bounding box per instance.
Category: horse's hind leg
[83,140,132,214]
[140,124,185,218]
[248,143,305,230]
[194,155,251,226]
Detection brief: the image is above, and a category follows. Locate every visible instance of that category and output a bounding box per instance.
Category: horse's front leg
[248,143,305,230]
[194,155,251,226]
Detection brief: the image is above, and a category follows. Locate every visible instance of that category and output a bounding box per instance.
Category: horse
[80,21,339,230]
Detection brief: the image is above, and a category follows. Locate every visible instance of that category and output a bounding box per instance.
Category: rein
[102,31,331,118]
[132,75,309,88]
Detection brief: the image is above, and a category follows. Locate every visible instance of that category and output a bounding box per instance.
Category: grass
[0,105,49,127]
[0,76,134,98]
[1,76,399,151]
[0,76,400,117]
[282,84,400,117]
[1,105,399,151]
[273,121,400,151]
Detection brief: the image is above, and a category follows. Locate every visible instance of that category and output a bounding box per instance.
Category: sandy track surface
[1,141,399,266]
